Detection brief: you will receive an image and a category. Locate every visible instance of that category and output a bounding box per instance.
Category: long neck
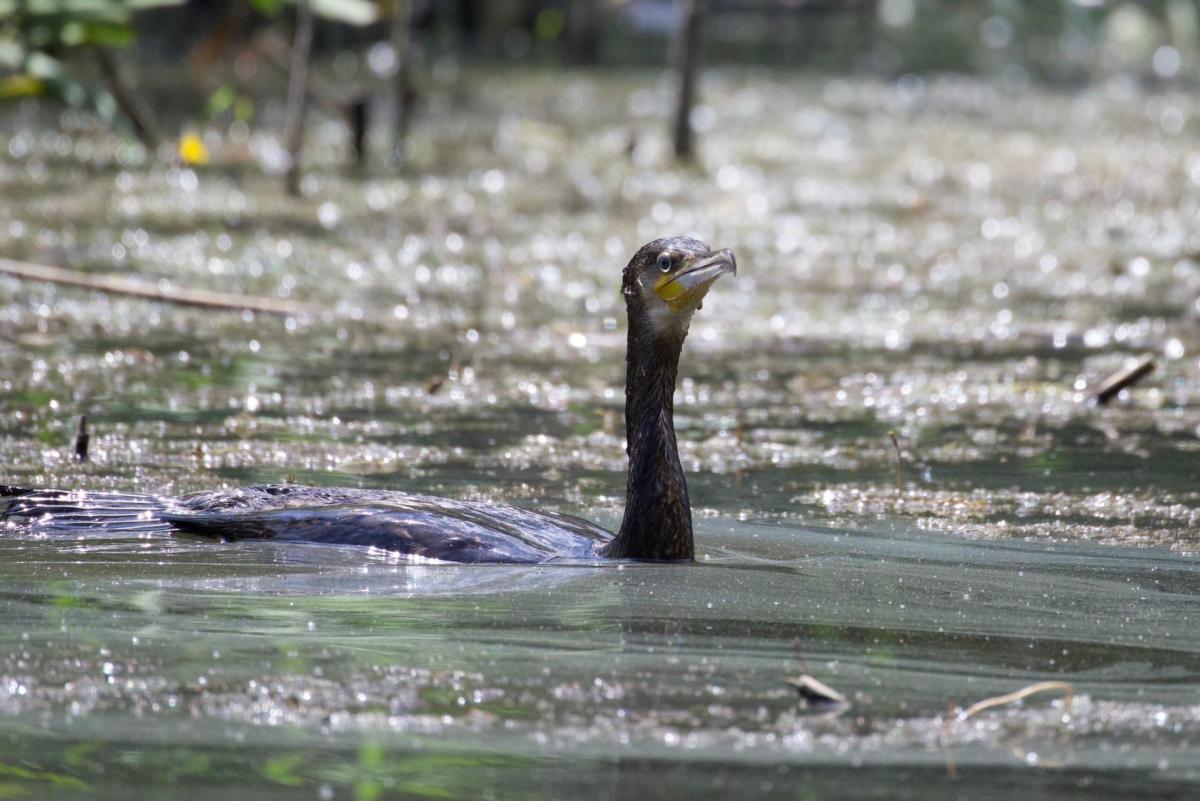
[602,312,693,560]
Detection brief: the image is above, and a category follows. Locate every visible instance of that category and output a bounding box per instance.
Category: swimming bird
[1,237,736,563]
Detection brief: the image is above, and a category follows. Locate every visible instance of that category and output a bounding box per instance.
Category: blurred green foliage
[0,0,182,121]
[205,83,254,123]
[251,0,378,27]
[0,0,377,133]
[0,0,181,49]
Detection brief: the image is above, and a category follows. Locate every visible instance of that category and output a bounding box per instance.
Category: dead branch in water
[565,0,602,65]
[284,1,316,196]
[941,680,1076,772]
[256,28,346,119]
[96,47,163,152]
[349,95,369,167]
[1090,355,1155,406]
[390,0,415,167]
[888,430,904,491]
[671,0,702,160]
[0,258,314,316]
[257,27,369,167]
[958,680,1075,721]
[74,415,89,462]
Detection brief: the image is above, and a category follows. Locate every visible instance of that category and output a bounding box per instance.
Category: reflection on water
[1,69,1199,798]
[0,520,1196,798]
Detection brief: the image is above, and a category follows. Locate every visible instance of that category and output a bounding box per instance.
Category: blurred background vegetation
[3,0,1199,177]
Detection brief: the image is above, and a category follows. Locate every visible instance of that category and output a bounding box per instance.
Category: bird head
[622,237,737,336]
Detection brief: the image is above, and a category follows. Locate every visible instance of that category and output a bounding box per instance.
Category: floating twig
[957,680,1075,721]
[0,257,314,316]
[888,430,904,491]
[1090,355,1155,406]
[74,415,89,462]
[786,674,850,710]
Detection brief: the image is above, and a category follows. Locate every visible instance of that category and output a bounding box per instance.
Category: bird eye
[657,253,672,272]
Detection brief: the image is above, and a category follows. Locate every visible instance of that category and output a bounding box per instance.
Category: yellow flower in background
[0,75,44,99]
[178,133,210,166]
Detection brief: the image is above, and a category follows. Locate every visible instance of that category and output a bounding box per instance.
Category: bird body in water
[2,238,736,564]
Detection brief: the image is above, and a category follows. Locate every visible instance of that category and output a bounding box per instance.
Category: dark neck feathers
[602,302,693,560]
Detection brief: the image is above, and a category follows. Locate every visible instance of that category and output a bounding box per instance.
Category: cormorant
[1,237,736,563]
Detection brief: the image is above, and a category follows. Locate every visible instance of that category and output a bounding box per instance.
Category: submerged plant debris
[1,70,1198,798]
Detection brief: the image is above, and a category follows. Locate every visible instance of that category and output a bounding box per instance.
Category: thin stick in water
[349,95,369,167]
[95,47,163,152]
[565,0,602,65]
[255,29,345,118]
[284,1,316,196]
[958,680,1075,721]
[1090,355,1155,406]
[671,0,702,160]
[74,415,89,462]
[888,430,904,490]
[0,257,314,316]
[390,0,415,167]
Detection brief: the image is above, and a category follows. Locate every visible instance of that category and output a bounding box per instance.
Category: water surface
[1,69,1198,798]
